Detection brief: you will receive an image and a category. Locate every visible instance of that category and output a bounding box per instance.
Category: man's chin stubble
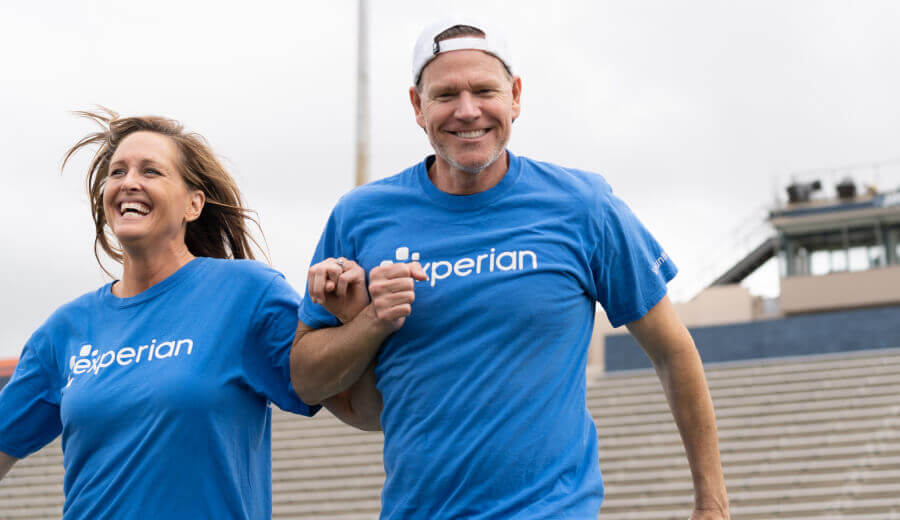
[433,144,506,176]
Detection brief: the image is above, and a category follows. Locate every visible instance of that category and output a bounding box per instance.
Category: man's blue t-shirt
[0,257,318,519]
[299,152,677,519]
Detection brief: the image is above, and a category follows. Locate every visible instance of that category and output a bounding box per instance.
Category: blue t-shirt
[299,152,677,519]
[0,257,318,519]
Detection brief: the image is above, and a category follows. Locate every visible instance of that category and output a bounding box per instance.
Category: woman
[0,110,368,518]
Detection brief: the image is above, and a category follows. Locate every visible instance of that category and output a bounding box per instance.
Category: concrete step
[603,454,900,486]
[597,403,897,437]
[601,495,900,519]
[590,348,900,388]
[607,467,900,496]
[589,370,900,408]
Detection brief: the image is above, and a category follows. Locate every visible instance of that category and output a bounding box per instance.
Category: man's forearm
[627,296,729,517]
[323,363,383,431]
[652,334,729,514]
[290,304,392,405]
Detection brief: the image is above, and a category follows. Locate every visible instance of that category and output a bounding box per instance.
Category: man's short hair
[434,24,486,42]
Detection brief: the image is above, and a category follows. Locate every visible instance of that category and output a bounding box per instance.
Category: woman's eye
[145,169,161,176]
[110,169,125,177]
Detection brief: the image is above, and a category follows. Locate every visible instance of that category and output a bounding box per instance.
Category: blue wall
[605,305,900,371]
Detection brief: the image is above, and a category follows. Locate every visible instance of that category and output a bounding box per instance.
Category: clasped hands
[307,257,427,331]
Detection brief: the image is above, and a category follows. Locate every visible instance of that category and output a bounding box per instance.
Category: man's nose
[454,91,480,120]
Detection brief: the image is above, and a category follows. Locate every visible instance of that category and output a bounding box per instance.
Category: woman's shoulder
[193,258,299,318]
[28,285,108,349]
[196,257,285,284]
[51,285,108,320]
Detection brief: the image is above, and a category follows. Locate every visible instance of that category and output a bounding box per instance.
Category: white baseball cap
[411,17,513,85]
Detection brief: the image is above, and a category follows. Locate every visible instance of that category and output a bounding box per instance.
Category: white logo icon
[380,247,421,267]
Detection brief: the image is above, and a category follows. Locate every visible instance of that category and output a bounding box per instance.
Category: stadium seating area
[2,347,899,519]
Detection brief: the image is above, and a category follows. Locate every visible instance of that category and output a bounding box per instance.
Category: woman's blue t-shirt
[0,257,317,519]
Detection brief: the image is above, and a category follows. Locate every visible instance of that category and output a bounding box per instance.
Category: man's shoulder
[516,154,614,204]
[350,165,419,197]
[331,161,424,215]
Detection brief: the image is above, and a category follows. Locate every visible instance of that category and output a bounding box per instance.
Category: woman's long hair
[62,108,264,275]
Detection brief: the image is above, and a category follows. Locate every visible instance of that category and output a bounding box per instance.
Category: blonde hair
[63,108,264,274]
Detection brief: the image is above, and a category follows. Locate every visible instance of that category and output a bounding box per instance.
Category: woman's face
[102,131,203,253]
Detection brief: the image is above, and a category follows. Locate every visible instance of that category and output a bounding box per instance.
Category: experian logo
[68,338,195,377]
[380,246,538,287]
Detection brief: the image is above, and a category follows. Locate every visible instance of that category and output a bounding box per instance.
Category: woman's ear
[185,190,205,223]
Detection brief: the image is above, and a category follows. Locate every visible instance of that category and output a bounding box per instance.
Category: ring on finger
[336,257,345,270]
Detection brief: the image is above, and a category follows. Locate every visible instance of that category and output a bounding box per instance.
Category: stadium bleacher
[2,347,899,519]
[0,359,16,392]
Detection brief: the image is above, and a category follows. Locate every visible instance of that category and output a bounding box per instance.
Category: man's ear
[511,76,522,122]
[185,190,205,223]
[409,86,426,130]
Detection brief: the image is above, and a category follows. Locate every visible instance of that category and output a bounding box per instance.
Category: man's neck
[428,152,509,195]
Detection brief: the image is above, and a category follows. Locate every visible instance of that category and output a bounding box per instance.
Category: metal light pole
[354,0,370,187]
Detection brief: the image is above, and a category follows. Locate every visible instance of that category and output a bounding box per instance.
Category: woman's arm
[0,451,18,480]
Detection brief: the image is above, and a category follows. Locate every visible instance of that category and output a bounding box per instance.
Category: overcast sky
[1,1,899,358]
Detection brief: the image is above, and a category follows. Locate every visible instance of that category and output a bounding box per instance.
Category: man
[292,17,730,519]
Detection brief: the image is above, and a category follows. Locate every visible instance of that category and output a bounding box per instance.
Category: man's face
[410,49,521,175]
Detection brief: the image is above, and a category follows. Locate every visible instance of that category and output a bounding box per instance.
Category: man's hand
[308,257,369,323]
[368,262,428,331]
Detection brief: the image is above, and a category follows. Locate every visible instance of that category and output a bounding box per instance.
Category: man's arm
[626,295,730,520]
[290,262,427,406]
[322,362,383,431]
[291,308,392,405]
[0,451,17,480]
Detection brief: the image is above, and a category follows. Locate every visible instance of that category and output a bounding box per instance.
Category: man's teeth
[455,129,487,138]
[120,202,150,215]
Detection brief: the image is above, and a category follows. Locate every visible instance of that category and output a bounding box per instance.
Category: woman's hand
[307,257,369,323]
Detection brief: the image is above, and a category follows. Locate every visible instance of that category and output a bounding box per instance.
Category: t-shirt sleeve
[0,336,63,459]
[297,208,346,330]
[590,189,678,328]
[244,273,320,416]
